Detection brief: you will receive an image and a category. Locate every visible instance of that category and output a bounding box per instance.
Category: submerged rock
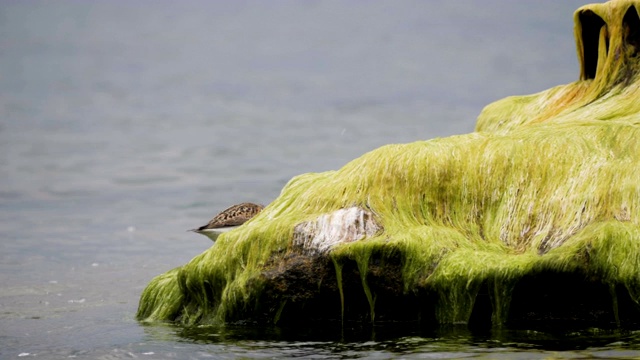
[138,0,640,329]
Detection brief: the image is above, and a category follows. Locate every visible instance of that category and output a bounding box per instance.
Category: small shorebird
[190,202,264,242]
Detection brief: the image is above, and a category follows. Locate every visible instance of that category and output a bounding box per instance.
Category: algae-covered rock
[137,0,640,328]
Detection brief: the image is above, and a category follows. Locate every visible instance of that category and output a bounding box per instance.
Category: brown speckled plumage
[194,202,264,231]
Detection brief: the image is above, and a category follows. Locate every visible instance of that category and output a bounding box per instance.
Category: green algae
[138,0,640,327]
[331,255,345,324]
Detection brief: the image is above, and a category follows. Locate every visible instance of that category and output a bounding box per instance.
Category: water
[3,1,640,358]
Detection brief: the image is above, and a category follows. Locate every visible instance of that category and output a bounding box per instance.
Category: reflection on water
[1,0,636,358]
[138,323,640,359]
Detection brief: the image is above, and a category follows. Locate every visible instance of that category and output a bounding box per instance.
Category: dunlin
[191,202,264,242]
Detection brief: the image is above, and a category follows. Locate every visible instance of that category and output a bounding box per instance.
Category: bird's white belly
[197,226,240,242]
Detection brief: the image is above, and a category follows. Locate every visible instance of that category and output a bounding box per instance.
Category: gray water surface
[4,1,640,358]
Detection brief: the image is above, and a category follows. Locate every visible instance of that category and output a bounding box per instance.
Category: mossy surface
[137,0,640,327]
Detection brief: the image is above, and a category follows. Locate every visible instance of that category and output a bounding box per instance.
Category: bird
[190,202,265,242]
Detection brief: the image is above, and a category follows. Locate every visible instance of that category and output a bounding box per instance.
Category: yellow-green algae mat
[137,0,640,326]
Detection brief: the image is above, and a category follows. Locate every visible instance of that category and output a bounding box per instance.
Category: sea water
[5,1,640,358]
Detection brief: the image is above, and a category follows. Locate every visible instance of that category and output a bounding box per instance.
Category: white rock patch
[293,207,381,254]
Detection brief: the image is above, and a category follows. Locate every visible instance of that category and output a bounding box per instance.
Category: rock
[137,0,640,329]
[292,207,382,255]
